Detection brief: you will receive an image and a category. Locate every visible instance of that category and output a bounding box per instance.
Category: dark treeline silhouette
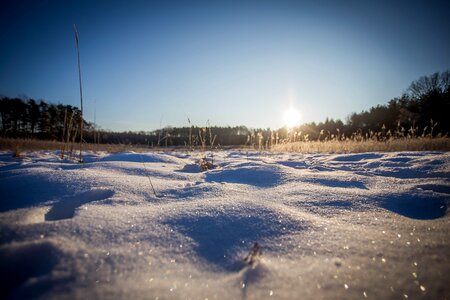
[347,70,449,137]
[0,98,252,146]
[287,70,450,141]
[0,97,85,140]
[1,70,449,146]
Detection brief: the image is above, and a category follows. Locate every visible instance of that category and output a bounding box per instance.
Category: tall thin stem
[74,24,84,163]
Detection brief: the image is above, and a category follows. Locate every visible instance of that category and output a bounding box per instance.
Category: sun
[283,107,301,128]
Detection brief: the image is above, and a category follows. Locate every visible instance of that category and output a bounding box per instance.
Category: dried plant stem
[74,24,84,163]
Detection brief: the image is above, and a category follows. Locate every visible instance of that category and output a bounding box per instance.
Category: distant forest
[1,71,449,147]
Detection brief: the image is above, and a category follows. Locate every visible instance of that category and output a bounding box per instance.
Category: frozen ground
[0,150,449,299]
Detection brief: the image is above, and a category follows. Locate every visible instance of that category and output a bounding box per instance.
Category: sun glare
[283,107,301,128]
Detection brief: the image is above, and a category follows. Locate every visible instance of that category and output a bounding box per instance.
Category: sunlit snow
[0,150,449,299]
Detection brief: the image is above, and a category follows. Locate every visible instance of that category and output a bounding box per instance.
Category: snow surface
[0,150,449,299]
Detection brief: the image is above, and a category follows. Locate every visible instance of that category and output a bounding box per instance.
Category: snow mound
[178,163,202,173]
[206,165,283,187]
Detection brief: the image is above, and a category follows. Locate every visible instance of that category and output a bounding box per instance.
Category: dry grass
[1,137,449,155]
[0,138,153,153]
[271,137,450,153]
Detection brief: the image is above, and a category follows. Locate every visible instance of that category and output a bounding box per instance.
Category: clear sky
[1,0,449,131]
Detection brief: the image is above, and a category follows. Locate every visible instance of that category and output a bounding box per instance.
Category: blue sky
[1,0,449,131]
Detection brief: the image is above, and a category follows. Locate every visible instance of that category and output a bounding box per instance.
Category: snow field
[0,150,449,299]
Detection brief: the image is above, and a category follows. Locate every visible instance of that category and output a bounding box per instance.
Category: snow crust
[0,150,449,299]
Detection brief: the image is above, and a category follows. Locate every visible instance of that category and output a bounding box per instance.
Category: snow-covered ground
[0,150,449,299]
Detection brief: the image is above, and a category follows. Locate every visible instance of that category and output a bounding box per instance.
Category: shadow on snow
[306,178,368,189]
[332,153,383,162]
[416,184,450,195]
[0,173,80,212]
[164,208,304,272]
[0,241,63,299]
[98,152,172,163]
[378,194,448,220]
[45,189,114,221]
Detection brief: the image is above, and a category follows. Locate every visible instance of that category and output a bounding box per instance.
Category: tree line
[1,70,449,146]
[0,98,85,141]
[280,70,449,142]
